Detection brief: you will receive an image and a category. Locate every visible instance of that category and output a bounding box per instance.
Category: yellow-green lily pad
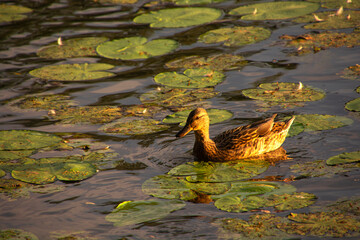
[339,64,360,80]
[0,169,5,178]
[96,37,178,60]
[345,97,360,112]
[326,151,360,166]
[242,82,325,102]
[154,68,225,89]
[163,108,233,126]
[37,37,108,59]
[133,7,222,28]
[100,118,170,135]
[293,114,353,131]
[54,162,97,181]
[307,0,360,9]
[29,63,115,81]
[11,166,57,184]
[294,10,360,29]
[105,199,186,227]
[9,94,74,111]
[278,212,360,237]
[266,192,317,211]
[229,1,319,20]
[0,150,35,161]
[0,4,32,23]
[165,54,247,71]
[0,229,39,240]
[199,26,271,47]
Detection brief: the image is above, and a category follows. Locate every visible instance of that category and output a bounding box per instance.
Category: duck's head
[176,108,210,138]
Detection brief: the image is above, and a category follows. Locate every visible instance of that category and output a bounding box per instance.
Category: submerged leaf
[100,118,170,135]
[106,199,186,227]
[133,7,222,28]
[199,26,271,47]
[326,151,360,165]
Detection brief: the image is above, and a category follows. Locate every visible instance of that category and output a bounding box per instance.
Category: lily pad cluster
[0,4,32,23]
[0,229,39,240]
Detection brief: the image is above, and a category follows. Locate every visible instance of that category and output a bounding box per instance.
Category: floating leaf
[339,64,360,80]
[9,94,74,111]
[168,160,269,182]
[242,82,325,102]
[278,212,360,237]
[328,197,360,216]
[0,4,32,23]
[154,68,225,88]
[215,195,266,212]
[0,229,39,240]
[101,118,170,135]
[133,7,222,28]
[37,37,108,59]
[163,108,233,126]
[280,32,360,55]
[326,151,360,165]
[105,199,186,227]
[54,162,97,181]
[345,97,360,112]
[96,37,178,60]
[294,10,360,29]
[293,114,353,131]
[12,166,57,184]
[0,130,63,151]
[97,0,138,4]
[0,169,5,178]
[165,54,247,71]
[29,63,115,81]
[266,192,317,211]
[229,1,319,20]
[140,87,219,109]
[198,26,271,47]
[0,150,35,161]
[287,122,305,137]
[307,0,360,9]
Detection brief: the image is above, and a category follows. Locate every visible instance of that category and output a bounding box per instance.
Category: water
[0,0,360,239]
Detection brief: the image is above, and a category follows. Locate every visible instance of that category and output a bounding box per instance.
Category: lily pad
[229,1,319,20]
[37,37,109,59]
[339,64,360,80]
[9,94,74,111]
[345,97,360,112]
[328,197,360,216]
[12,166,57,184]
[133,7,222,28]
[266,192,317,211]
[292,114,353,132]
[294,10,360,29]
[105,199,186,227]
[142,175,231,201]
[287,122,305,137]
[140,87,219,109]
[278,212,360,237]
[0,4,32,23]
[0,130,63,151]
[96,37,178,60]
[0,229,39,240]
[29,63,115,81]
[326,151,360,165]
[54,162,97,181]
[168,160,269,182]
[242,82,325,103]
[199,26,271,47]
[215,195,266,212]
[154,68,225,89]
[150,0,225,5]
[163,108,233,126]
[307,0,360,9]
[100,118,170,135]
[165,54,247,71]
[0,150,35,161]
[280,32,360,55]
[0,169,5,178]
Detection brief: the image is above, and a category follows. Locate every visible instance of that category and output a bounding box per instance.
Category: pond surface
[0,0,359,239]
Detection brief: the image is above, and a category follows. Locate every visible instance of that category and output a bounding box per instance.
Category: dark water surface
[0,0,359,239]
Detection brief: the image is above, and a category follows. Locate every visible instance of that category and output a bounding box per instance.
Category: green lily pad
[340,64,360,80]
[0,229,39,240]
[52,106,124,124]
[229,1,319,20]
[140,87,219,109]
[105,199,186,227]
[151,0,225,5]
[142,175,231,201]
[0,169,5,178]
[9,94,74,111]
[198,26,271,47]
[163,108,233,126]
[280,32,360,55]
[97,0,138,3]
[11,166,57,184]
[96,37,178,60]
[326,151,360,165]
[242,82,325,103]
[0,150,35,161]
[29,63,115,81]
[218,214,290,240]
[287,122,305,137]
[0,130,63,151]
[215,195,266,212]
[357,86,360,93]
[37,37,109,59]
[100,118,170,135]
[168,160,269,183]
[345,97,360,111]
[154,68,225,89]
[0,4,32,23]
[133,7,222,28]
[165,54,247,71]
[294,10,360,29]
[266,192,317,211]
[54,162,97,181]
[293,114,353,132]
[278,212,360,237]
[307,0,360,9]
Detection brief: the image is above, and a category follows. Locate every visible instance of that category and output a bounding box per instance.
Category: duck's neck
[194,127,210,142]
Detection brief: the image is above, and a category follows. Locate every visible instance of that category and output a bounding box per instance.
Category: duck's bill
[176,124,192,138]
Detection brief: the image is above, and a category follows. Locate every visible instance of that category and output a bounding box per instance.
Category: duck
[176,108,295,161]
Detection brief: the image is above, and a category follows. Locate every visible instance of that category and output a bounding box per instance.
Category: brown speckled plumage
[176,108,295,161]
